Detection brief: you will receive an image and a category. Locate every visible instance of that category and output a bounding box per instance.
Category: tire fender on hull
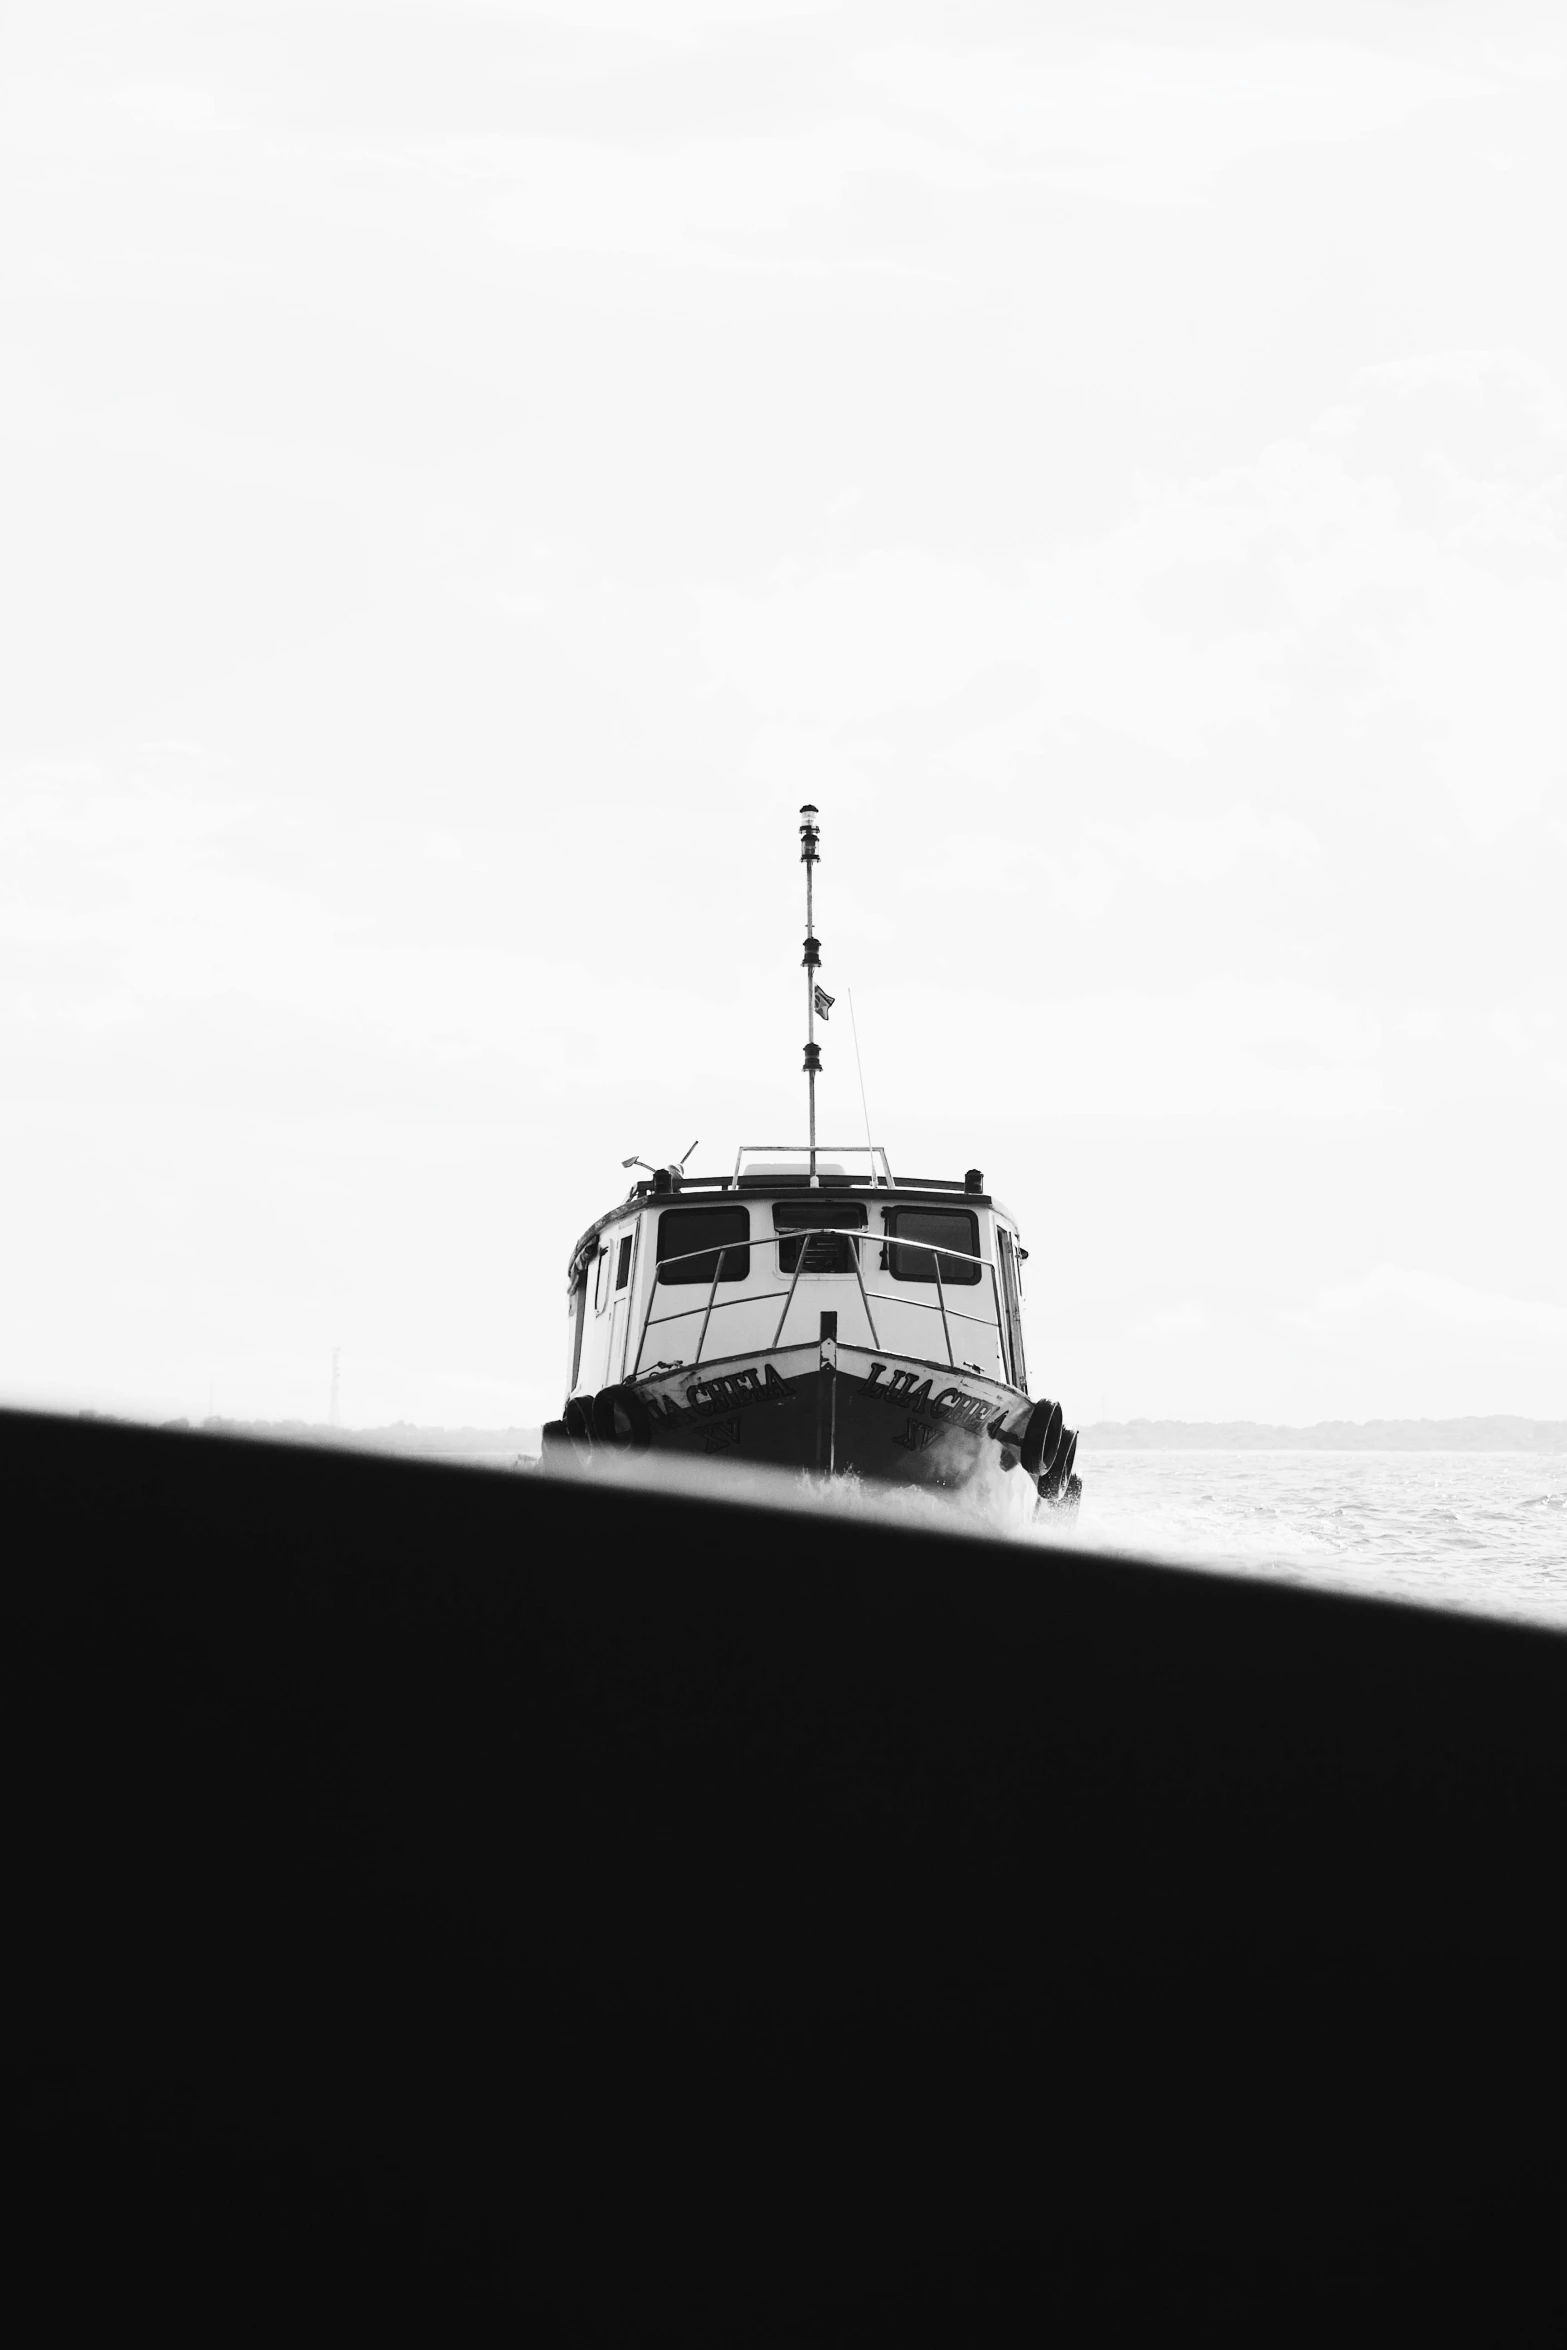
[563,1395,596,1462]
[1038,1426,1079,1507]
[592,1384,653,1451]
[1019,1398,1064,1483]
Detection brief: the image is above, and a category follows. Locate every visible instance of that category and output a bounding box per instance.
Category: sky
[3,0,1565,1429]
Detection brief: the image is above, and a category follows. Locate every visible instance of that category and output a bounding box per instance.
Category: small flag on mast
[814,985,835,1020]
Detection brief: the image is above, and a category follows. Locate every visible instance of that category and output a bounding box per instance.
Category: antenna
[799,804,821,1185]
[623,1143,698,1176]
[848,989,874,1158]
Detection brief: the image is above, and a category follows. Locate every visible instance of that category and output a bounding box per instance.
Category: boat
[542,807,1081,1520]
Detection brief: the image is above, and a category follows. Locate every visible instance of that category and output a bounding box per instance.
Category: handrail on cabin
[628,1229,1005,1380]
[732,1143,896,1187]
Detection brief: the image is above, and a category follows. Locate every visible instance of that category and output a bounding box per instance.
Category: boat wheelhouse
[544,812,1079,1516]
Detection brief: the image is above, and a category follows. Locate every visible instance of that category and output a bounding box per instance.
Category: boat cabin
[565,1145,1031,1404]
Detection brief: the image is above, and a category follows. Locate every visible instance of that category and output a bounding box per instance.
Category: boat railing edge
[628,1230,1007,1382]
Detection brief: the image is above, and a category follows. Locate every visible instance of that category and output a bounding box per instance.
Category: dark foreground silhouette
[5,1410,1567,2342]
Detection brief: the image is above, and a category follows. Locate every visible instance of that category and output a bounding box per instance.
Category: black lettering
[893,1418,940,1453]
[687,1369,771,1417]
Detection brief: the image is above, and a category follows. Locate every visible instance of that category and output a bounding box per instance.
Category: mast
[799,804,821,1185]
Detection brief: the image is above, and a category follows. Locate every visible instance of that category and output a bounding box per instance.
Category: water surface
[1066,1449,1567,1630]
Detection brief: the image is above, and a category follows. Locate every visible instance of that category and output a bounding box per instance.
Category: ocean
[1064,1448,1567,1631]
[312,1421,1567,1633]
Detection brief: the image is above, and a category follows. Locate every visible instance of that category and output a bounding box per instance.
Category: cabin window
[615,1235,633,1291]
[593,1245,610,1312]
[774,1200,867,1275]
[656,1204,750,1286]
[883,1207,982,1286]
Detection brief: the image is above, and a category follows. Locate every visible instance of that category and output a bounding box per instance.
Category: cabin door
[997,1229,1028,1392]
[568,1264,589,1394]
[605,1227,637,1382]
